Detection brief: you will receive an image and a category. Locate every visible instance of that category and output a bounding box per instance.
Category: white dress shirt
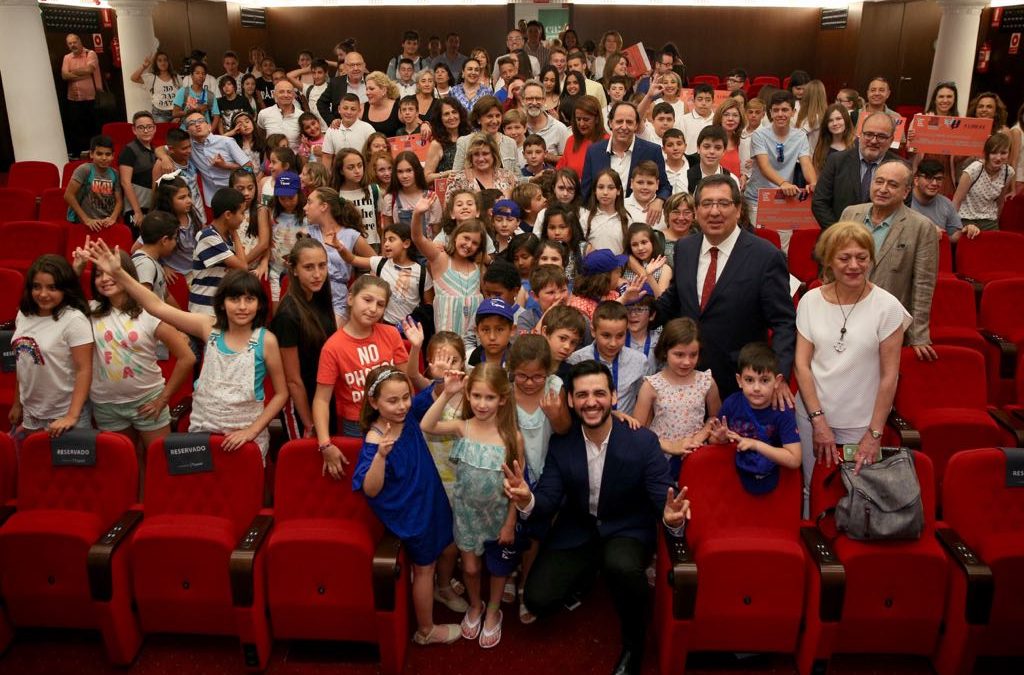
[518,425,611,518]
[606,136,636,188]
[696,225,740,304]
[256,104,302,151]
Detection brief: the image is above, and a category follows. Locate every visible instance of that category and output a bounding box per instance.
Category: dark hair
[788,70,811,90]
[298,112,321,138]
[769,90,796,109]
[926,81,960,117]
[139,210,179,244]
[529,263,567,292]
[388,150,428,195]
[166,127,190,146]
[340,92,362,107]
[213,269,268,330]
[91,250,142,320]
[523,133,547,151]
[694,174,742,206]
[218,75,237,94]
[433,62,455,86]
[566,360,614,396]
[398,94,418,109]
[402,30,419,42]
[537,239,567,265]
[280,237,334,345]
[90,135,114,152]
[505,233,540,267]
[915,158,945,178]
[211,187,246,219]
[509,333,552,376]
[737,342,779,376]
[21,254,90,320]
[541,303,585,338]
[359,365,413,433]
[154,176,201,233]
[229,169,260,240]
[693,83,714,98]
[541,203,585,263]
[696,125,728,148]
[727,67,748,81]
[469,95,503,128]
[382,220,420,261]
[651,101,675,119]
[482,258,520,292]
[592,300,627,329]
[654,317,700,363]
[552,168,582,209]
[626,222,664,261]
[132,110,155,125]
[311,58,329,71]
[438,97,471,145]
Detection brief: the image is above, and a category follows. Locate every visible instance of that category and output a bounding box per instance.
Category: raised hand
[706,417,729,445]
[403,317,424,348]
[645,255,668,274]
[442,368,466,396]
[376,422,397,458]
[663,486,691,529]
[83,238,122,275]
[501,459,532,509]
[619,273,649,305]
[413,192,438,216]
[428,352,457,380]
[539,386,561,420]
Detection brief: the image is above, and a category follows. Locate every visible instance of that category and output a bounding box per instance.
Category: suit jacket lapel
[702,230,751,313]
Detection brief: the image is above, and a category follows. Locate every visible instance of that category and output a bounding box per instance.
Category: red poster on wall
[92,33,104,54]
[1010,33,1021,56]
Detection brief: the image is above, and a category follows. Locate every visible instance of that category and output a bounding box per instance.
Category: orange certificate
[621,43,651,81]
[907,115,993,156]
[756,188,819,231]
[387,134,429,162]
[855,112,907,149]
[679,88,733,110]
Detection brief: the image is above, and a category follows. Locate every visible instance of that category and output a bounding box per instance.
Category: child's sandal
[460,605,483,640]
[413,623,461,645]
[479,611,503,649]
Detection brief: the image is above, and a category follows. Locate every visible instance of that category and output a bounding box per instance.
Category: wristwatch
[869,429,883,440]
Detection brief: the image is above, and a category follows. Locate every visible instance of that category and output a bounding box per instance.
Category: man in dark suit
[654,175,796,404]
[504,361,691,675]
[581,101,670,225]
[316,51,367,127]
[812,112,899,229]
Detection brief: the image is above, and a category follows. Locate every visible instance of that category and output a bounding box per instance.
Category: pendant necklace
[834,283,867,353]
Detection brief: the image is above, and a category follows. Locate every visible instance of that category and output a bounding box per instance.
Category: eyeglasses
[775,142,784,163]
[861,131,892,142]
[135,124,156,132]
[917,175,944,183]
[698,199,735,210]
[185,119,207,128]
[627,306,650,315]
[523,95,544,103]
[514,373,547,385]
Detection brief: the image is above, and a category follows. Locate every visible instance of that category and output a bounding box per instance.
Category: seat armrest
[88,509,144,601]
[980,330,1018,379]
[935,527,993,625]
[988,408,1024,446]
[229,514,274,607]
[169,396,192,432]
[0,504,15,527]
[955,274,984,303]
[887,410,920,449]
[663,525,697,621]
[372,531,402,613]
[800,526,845,622]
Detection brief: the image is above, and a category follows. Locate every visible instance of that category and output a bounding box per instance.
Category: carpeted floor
[3,583,1021,674]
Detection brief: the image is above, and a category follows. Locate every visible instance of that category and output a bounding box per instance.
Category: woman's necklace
[833,282,868,353]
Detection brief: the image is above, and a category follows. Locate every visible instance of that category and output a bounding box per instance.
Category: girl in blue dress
[351,365,461,645]
[421,363,524,649]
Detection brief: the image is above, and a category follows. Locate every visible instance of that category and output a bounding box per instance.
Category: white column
[0,0,69,168]
[112,0,162,120]
[927,0,987,107]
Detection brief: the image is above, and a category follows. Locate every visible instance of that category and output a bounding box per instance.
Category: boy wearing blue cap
[710,342,801,494]
[491,199,523,253]
[467,298,518,368]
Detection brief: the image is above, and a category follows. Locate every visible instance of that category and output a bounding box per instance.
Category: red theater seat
[61,160,87,189]
[753,75,781,87]
[0,435,14,505]
[129,436,272,669]
[797,451,950,673]
[691,74,720,88]
[0,221,69,275]
[956,231,1024,289]
[888,346,1021,502]
[933,448,1023,674]
[0,431,142,663]
[978,278,1024,405]
[266,438,409,674]
[928,277,985,356]
[0,188,38,225]
[788,227,821,283]
[7,161,59,199]
[654,444,809,673]
[37,188,70,225]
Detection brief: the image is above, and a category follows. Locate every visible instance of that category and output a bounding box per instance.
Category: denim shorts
[93,389,171,432]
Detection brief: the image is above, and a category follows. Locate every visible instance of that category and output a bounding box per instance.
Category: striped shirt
[189,226,233,314]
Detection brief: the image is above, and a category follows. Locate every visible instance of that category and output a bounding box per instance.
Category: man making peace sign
[503,360,691,675]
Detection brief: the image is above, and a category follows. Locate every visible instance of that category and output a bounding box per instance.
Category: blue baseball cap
[274,171,301,197]
[492,199,521,219]
[735,450,779,495]
[476,297,517,323]
[583,249,629,275]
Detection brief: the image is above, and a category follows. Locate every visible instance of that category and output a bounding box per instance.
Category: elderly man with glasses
[812,111,900,229]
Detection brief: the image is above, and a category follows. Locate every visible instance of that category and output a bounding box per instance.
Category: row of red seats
[655,444,1021,675]
[0,220,133,276]
[0,434,406,673]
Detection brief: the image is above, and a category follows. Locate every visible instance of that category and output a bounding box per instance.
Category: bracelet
[807,409,825,420]
[317,441,333,452]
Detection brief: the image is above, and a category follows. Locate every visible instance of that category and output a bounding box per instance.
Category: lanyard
[625,331,651,357]
[480,349,507,368]
[594,345,619,410]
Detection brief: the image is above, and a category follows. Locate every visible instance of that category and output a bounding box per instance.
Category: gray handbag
[835,449,924,540]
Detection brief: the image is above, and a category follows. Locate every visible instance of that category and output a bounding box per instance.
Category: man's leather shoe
[611,649,641,675]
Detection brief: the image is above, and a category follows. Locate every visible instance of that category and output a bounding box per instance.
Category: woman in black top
[269,237,338,440]
[362,71,403,137]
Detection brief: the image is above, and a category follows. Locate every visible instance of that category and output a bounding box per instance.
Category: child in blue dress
[351,365,461,646]
[421,362,524,649]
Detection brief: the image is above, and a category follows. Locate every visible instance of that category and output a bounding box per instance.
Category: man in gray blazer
[840,159,939,360]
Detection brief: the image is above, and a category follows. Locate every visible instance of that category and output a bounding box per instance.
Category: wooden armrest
[229,513,274,607]
[0,504,16,527]
[988,408,1024,446]
[169,396,192,431]
[800,526,845,623]
[980,330,1018,380]
[955,273,984,304]
[663,525,697,620]
[887,410,920,449]
[372,531,402,613]
[87,509,144,601]
[935,527,993,625]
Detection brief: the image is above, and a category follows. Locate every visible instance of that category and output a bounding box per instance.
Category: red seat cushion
[131,514,237,635]
[0,509,103,627]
